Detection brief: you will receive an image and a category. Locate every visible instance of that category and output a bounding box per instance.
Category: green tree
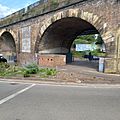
[74,35,96,44]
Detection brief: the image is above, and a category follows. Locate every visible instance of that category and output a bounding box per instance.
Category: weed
[0,63,57,78]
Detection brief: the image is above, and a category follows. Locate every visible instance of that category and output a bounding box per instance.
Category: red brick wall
[38,54,66,67]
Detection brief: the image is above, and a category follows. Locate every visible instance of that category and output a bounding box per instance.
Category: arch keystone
[53,12,63,22]
[81,11,89,21]
[68,9,79,17]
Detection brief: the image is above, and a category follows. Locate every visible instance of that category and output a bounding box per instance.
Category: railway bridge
[0,0,120,73]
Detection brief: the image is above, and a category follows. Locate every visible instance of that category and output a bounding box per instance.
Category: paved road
[0,82,120,120]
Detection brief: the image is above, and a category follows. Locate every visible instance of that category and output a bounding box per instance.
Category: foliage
[72,51,86,59]
[95,35,104,44]
[24,63,39,74]
[72,34,105,58]
[22,63,40,77]
[46,68,57,76]
[74,34,104,45]
[74,35,96,44]
[0,63,10,76]
[72,49,106,58]
[0,63,21,77]
[39,68,57,77]
[50,0,59,9]
[0,62,10,69]
[0,63,57,78]
[23,70,30,77]
[51,0,58,4]
[91,49,106,57]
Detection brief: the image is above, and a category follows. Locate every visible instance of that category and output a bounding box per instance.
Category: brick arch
[34,8,116,55]
[0,29,17,57]
[39,9,108,43]
[0,29,17,44]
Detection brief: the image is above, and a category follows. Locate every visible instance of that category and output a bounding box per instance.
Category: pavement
[0,60,120,120]
[0,59,120,85]
[0,82,120,120]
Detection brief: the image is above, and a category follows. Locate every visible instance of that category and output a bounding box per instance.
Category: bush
[91,49,106,57]
[0,63,10,76]
[25,63,39,70]
[0,62,10,69]
[24,63,39,74]
[0,62,58,78]
[23,70,30,77]
[46,68,57,76]
[21,63,39,77]
[0,63,21,77]
[72,51,88,59]
[39,68,57,77]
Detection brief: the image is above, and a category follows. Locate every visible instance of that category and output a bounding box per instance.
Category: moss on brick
[0,0,76,27]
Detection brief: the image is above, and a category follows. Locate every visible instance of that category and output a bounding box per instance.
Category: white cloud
[0,4,17,18]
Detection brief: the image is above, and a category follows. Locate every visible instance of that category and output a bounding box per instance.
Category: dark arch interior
[0,31,16,62]
[1,32,16,52]
[36,17,99,54]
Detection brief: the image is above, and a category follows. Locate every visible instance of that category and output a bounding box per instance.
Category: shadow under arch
[0,31,17,62]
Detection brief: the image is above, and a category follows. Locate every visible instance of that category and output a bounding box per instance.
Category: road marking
[0,84,36,105]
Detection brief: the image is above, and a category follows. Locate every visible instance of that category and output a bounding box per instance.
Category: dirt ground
[50,59,120,84]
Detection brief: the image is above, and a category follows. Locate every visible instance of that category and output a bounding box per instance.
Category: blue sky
[0,0,38,18]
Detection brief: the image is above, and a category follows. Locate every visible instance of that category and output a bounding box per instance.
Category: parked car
[93,56,99,61]
[83,55,99,61]
[83,54,93,61]
[0,56,7,63]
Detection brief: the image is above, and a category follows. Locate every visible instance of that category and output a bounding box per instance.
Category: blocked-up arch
[35,9,110,54]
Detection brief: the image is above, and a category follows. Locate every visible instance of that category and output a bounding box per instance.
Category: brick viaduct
[0,0,120,73]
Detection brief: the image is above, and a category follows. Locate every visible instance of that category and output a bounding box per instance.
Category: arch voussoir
[0,29,17,44]
[39,8,108,48]
[67,9,80,17]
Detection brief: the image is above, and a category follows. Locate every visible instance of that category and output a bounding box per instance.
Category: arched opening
[36,17,100,53]
[36,17,106,71]
[0,31,17,63]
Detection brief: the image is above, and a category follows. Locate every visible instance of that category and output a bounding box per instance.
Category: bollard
[99,57,104,72]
